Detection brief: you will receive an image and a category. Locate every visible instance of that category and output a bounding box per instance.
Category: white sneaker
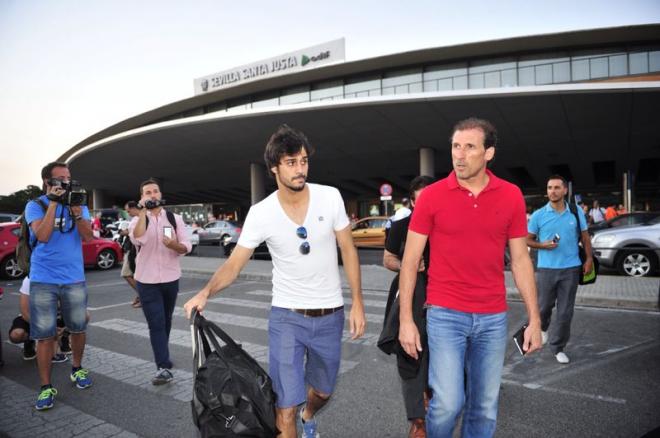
[541,331,548,345]
[555,352,570,364]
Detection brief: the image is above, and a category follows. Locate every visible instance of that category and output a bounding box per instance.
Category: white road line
[178,306,381,346]
[501,378,626,404]
[88,289,198,310]
[0,376,140,437]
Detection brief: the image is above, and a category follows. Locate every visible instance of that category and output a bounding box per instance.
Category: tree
[0,185,43,214]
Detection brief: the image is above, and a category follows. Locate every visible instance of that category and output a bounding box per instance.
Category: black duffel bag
[191,311,278,438]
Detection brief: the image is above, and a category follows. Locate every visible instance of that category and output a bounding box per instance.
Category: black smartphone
[512,324,528,356]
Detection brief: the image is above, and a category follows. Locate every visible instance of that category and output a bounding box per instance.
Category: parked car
[196,220,242,246]
[0,222,123,280]
[351,216,389,248]
[0,213,19,223]
[591,217,660,277]
[588,212,660,235]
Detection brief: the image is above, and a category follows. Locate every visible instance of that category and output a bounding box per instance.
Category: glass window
[469,73,484,89]
[501,68,517,87]
[535,64,552,84]
[251,92,279,109]
[590,57,608,78]
[423,80,438,92]
[553,62,570,83]
[571,59,589,81]
[629,52,649,74]
[609,54,627,76]
[383,68,422,87]
[424,63,468,81]
[649,51,660,72]
[345,76,381,95]
[280,86,310,105]
[484,71,500,88]
[519,53,569,68]
[469,58,516,74]
[519,66,535,86]
[310,80,343,101]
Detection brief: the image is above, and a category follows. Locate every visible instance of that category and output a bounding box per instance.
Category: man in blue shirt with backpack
[527,175,593,364]
[24,161,94,410]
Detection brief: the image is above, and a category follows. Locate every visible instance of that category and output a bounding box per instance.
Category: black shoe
[151,368,174,385]
[60,335,71,355]
[51,353,68,363]
[23,340,37,361]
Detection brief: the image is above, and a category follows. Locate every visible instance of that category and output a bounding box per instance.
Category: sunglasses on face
[296,226,310,255]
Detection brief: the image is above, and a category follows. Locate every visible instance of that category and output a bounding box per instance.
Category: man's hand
[523,322,542,354]
[583,257,594,275]
[47,184,66,202]
[184,290,210,319]
[162,235,179,250]
[349,300,366,339]
[399,319,422,360]
[540,240,558,250]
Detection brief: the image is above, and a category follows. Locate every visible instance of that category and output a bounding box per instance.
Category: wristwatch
[73,215,83,221]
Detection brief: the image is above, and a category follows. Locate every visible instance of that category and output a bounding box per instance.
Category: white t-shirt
[391,206,411,222]
[238,183,349,309]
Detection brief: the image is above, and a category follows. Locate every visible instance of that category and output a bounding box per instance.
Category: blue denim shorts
[268,306,344,408]
[29,281,88,340]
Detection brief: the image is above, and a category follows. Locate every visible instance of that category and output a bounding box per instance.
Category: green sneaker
[35,387,58,410]
[70,368,92,389]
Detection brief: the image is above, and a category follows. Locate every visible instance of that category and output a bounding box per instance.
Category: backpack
[191,311,278,438]
[16,198,48,275]
[131,210,178,272]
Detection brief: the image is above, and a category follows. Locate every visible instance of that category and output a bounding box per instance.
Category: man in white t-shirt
[185,124,365,438]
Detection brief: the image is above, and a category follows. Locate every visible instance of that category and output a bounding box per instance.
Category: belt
[291,306,344,318]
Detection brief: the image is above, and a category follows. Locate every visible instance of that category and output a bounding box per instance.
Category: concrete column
[250,163,266,205]
[419,147,435,178]
[92,189,105,210]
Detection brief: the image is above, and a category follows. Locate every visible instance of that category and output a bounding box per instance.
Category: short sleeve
[25,198,46,225]
[577,206,588,232]
[527,210,539,235]
[507,187,528,239]
[408,188,432,236]
[385,218,406,256]
[331,188,350,231]
[81,206,91,221]
[236,206,265,249]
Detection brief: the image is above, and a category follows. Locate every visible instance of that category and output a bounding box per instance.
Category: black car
[588,212,660,235]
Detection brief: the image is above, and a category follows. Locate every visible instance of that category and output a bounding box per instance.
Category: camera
[141,199,167,209]
[48,179,88,206]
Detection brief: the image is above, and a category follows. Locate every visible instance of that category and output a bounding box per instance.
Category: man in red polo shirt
[398,118,542,438]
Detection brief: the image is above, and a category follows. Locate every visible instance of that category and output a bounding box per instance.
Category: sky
[1,0,659,196]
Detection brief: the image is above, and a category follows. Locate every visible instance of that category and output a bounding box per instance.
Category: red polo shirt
[409,170,527,313]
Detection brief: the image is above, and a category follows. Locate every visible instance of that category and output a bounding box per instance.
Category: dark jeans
[537,267,580,354]
[401,346,429,420]
[136,280,179,369]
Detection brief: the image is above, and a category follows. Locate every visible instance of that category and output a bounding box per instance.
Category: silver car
[591,217,660,277]
[196,220,242,246]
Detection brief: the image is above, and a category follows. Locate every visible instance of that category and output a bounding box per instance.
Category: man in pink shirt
[129,178,191,385]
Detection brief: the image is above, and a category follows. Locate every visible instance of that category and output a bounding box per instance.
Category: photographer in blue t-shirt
[25,161,94,411]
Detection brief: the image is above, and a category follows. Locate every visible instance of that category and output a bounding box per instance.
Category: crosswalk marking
[173,307,381,347]
[90,318,359,374]
[0,376,139,437]
[209,295,386,324]
[243,289,387,307]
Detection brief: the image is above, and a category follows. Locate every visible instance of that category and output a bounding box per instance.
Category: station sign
[194,39,345,95]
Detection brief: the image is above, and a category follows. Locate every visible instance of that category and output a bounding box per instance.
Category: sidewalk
[180,256,660,311]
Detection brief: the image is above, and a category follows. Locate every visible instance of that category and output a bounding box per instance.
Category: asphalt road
[1,268,659,437]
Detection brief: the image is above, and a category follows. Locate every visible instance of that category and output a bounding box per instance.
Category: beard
[280,174,307,192]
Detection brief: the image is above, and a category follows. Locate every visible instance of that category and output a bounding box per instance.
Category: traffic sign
[379,183,393,196]
[380,195,392,201]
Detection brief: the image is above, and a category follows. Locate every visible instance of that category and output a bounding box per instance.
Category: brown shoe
[132,297,141,308]
[408,418,426,438]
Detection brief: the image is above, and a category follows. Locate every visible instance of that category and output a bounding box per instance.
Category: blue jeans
[30,281,88,339]
[426,306,507,438]
[136,280,179,369]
